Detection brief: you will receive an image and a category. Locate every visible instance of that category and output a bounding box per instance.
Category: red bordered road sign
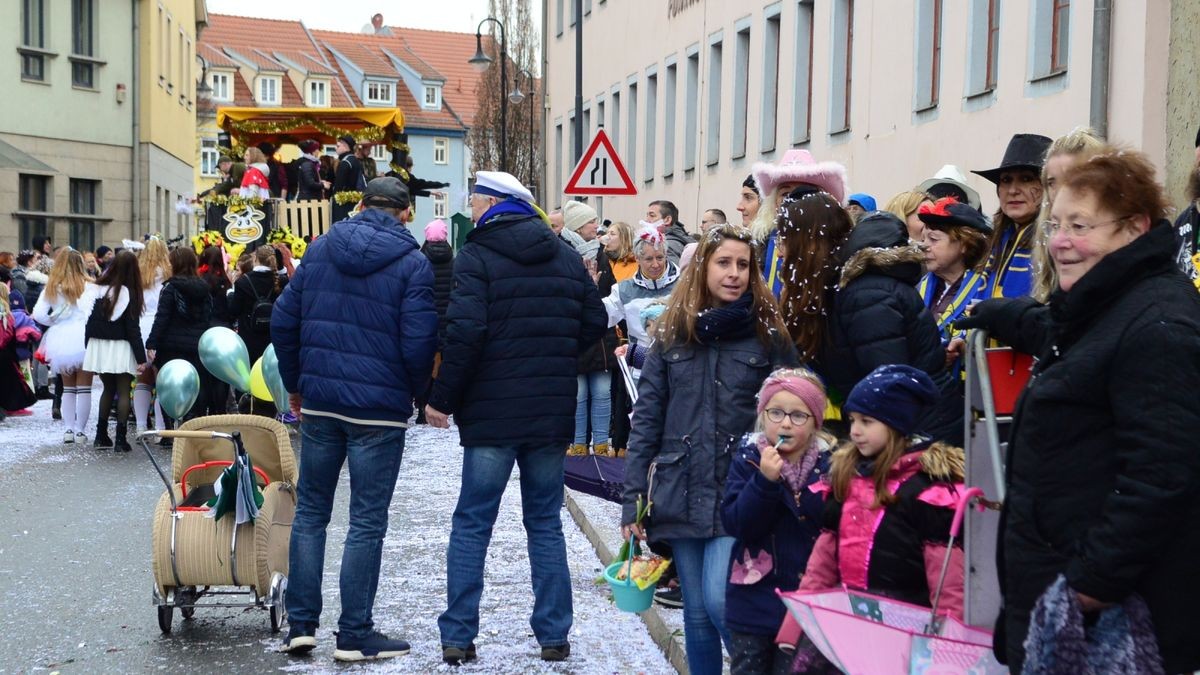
[563,129,637,196]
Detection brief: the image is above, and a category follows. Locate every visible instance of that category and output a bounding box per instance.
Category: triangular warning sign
[564,129,637,196]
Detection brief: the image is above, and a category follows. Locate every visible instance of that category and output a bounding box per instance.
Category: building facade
[544,0,1195,228]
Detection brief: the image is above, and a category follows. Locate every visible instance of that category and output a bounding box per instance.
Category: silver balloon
[157,359,200,420]
[198,327,252,391]
[260,344,290,412]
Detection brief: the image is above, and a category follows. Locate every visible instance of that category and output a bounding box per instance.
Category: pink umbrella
[776,487,1006,675]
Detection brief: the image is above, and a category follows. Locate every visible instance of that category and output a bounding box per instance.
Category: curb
[564,489,689,675]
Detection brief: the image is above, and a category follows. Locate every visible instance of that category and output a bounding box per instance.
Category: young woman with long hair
[83,250,147,451]
[198,245,232,327]
[1029,128,1105,302]
[31,249,97,444]
[147,247,218,420]
[227,244,281,365]
[134,238,172,432]
[621,224,797,675]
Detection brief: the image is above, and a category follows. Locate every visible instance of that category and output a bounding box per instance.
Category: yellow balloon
[250,357,271,401]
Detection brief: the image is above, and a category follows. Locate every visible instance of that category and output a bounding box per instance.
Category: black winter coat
[623,331,799,541]
[296,157,323,201]
[146,276,213,367]
[578,248,619,373]
[331,152,364,223]
[227,270,281,364]
[978,223,1200,674]
[426,209,607,447]
[420,240,454,349]
[822,214,961,443]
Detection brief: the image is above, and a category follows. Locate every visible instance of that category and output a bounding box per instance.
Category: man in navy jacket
[273,176,436,662]
[426,172,606,665]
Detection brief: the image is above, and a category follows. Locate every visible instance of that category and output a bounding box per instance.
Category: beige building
[544,1,1199,228]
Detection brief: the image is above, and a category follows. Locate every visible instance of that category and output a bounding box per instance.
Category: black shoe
[279,625,317,655]
[540,643,570,662]
[333,630,410,662]
[35,386,52,400]
[94,426,114,449]
[52,407,62,421]
[114,433,132,452]
[442,643,477,666]
[654,587,683,608]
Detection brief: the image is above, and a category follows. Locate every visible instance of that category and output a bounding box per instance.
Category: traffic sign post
[564,129,638,196]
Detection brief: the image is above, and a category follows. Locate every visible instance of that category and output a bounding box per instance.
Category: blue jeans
[670,536,736,675]
[573,371,612,445]
[285,415,406,641]
[438,444,573,648]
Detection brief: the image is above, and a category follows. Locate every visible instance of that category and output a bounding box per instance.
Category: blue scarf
[478,198,537,228]
[695,293,756,344]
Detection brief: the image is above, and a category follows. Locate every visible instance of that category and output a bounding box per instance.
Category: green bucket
[604,560,655,613]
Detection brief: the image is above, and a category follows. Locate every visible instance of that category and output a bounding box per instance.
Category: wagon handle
[928,487,987,632]
[153,430,237,440]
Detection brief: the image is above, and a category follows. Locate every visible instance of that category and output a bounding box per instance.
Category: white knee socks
[134,383,152,430]
[153,397,165,432]
[61,386,77,433]
[75,384,92,435]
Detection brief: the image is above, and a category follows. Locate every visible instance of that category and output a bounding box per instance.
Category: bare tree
[467,0,542,199]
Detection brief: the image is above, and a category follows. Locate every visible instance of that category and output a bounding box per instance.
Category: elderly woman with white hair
[601,224,681,348]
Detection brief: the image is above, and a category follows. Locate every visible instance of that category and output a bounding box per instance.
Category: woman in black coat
[960,148,1200,674]
[226,245,282,366]
[330,135,364,223]
[146,248,220,420]
[294,139,328,201]
[420,220,454,348]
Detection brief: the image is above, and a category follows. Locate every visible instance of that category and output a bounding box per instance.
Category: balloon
[157,359,200,420]
[199,327,251,391]
[249,358,271,401]
[260,344,290,412]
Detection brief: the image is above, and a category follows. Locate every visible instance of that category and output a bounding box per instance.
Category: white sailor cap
[472,171,535,204]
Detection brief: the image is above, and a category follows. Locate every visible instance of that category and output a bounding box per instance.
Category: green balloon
[199,327,252,391]
[157,359,200,420]
[260,344,290,412]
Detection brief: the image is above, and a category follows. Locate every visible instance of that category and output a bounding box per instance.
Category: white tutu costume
[83,286,141,375]
[31,283,98,374]
[140,272,164,345]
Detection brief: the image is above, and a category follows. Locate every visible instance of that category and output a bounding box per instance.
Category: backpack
[247,276,275,334]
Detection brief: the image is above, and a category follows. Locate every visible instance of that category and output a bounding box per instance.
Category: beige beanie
[563,200,599,233]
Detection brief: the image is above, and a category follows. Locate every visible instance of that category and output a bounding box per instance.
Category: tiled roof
[270,49,337,76]
[393,27,492,128]
[202,13,330,62]
[224,47,286,73]
[314,31,398,78]
[200,43,239,68]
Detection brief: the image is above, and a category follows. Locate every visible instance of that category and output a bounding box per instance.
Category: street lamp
[512,69,536,191]
[468,18,509,173]
[196,54,213,108]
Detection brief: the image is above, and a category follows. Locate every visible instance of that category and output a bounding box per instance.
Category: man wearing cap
[971,133,1053,299]
[273,176,437,662]
[331,135,366,223]
[426,171,606,665]
[846,193,877,223]
[918,165,982,211]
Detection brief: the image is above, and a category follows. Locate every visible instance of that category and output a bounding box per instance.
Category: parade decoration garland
[192,230,227,255]
[267,226,307,259]
[225,116,389,144]
[334,190,363,206]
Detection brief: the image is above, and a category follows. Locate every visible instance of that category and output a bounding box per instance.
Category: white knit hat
[563,200,599,233]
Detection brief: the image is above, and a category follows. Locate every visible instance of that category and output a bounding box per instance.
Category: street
[0,396,674,674]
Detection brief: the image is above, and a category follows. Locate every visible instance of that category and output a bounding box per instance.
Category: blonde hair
[243,146,266,165]
[885,191,929,222]
[656,224,788,348]
[607,221,635,260]
[46,249,88,305]
[138,238,172,289]
[1031,128,1106,301]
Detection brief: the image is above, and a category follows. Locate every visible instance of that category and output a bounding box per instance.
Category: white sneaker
[76,432,88,444]
[64,431,75,443]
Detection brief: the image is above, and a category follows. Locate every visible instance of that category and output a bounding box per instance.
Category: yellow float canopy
[216,107,406,148]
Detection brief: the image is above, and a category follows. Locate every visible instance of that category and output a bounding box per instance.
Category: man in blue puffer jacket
[272,176,436,662]
[425,172,606,665]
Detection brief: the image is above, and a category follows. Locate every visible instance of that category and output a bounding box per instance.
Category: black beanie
[743,174,759,195]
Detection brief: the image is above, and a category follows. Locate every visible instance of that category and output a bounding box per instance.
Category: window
[433,192,448,219]
[829,0,854,133]
[71,0,96,88]
[1050,0,1070,73]
[257,76,280,105]
[915,0,943,110]
[986,0,1000,89]
[307,79,328,107]
[21,0,47,81]
[178,30,186,101]
[165,14,173,91]
[644,71,657,181]
[200,139,219,177]
[554,122,563,200]
[434,137,449,165]
[610,90,621,148]
[210,72,231,101]
[69,179,98,251]
[761,9,781,153]
[626,82,638,182]
[365,81,394,105]
[706,36,723,166]
[684,49,699,171]
[370,145,389,161]
[663,61,677,177]
[158,6,167,84]
[732,26,750,159]
[793,1,815,143]
[18,174,49,250]
[967,0,1001,95]
[556,0,564,36]
[423,85,441,109]
[323,144,337,156]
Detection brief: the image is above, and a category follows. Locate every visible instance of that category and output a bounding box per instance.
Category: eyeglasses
[1041,215,1131,239]
[764,408,813,426]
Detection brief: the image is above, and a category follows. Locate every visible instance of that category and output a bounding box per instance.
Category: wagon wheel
[157,605,174,634]
[178,586,198,619]
[269,573,287,633]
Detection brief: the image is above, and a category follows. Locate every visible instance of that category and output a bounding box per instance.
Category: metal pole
[500,26,508,173]
[573,0,583,167]
[1089,0,1112,140]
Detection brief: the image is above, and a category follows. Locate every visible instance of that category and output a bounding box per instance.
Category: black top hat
[971,133,1053,185]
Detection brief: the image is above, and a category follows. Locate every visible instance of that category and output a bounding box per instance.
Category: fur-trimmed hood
[838,245,926,288]
[22,268,49,286]
[918,441,966,483]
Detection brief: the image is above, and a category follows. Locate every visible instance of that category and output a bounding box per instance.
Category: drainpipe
[1089,0,1112,139]
[131,0,141,237]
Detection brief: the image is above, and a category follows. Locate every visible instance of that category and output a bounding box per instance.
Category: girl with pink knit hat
[720,367,833,673]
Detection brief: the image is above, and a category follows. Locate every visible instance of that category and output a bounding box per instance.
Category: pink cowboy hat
[751,149,849,205]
